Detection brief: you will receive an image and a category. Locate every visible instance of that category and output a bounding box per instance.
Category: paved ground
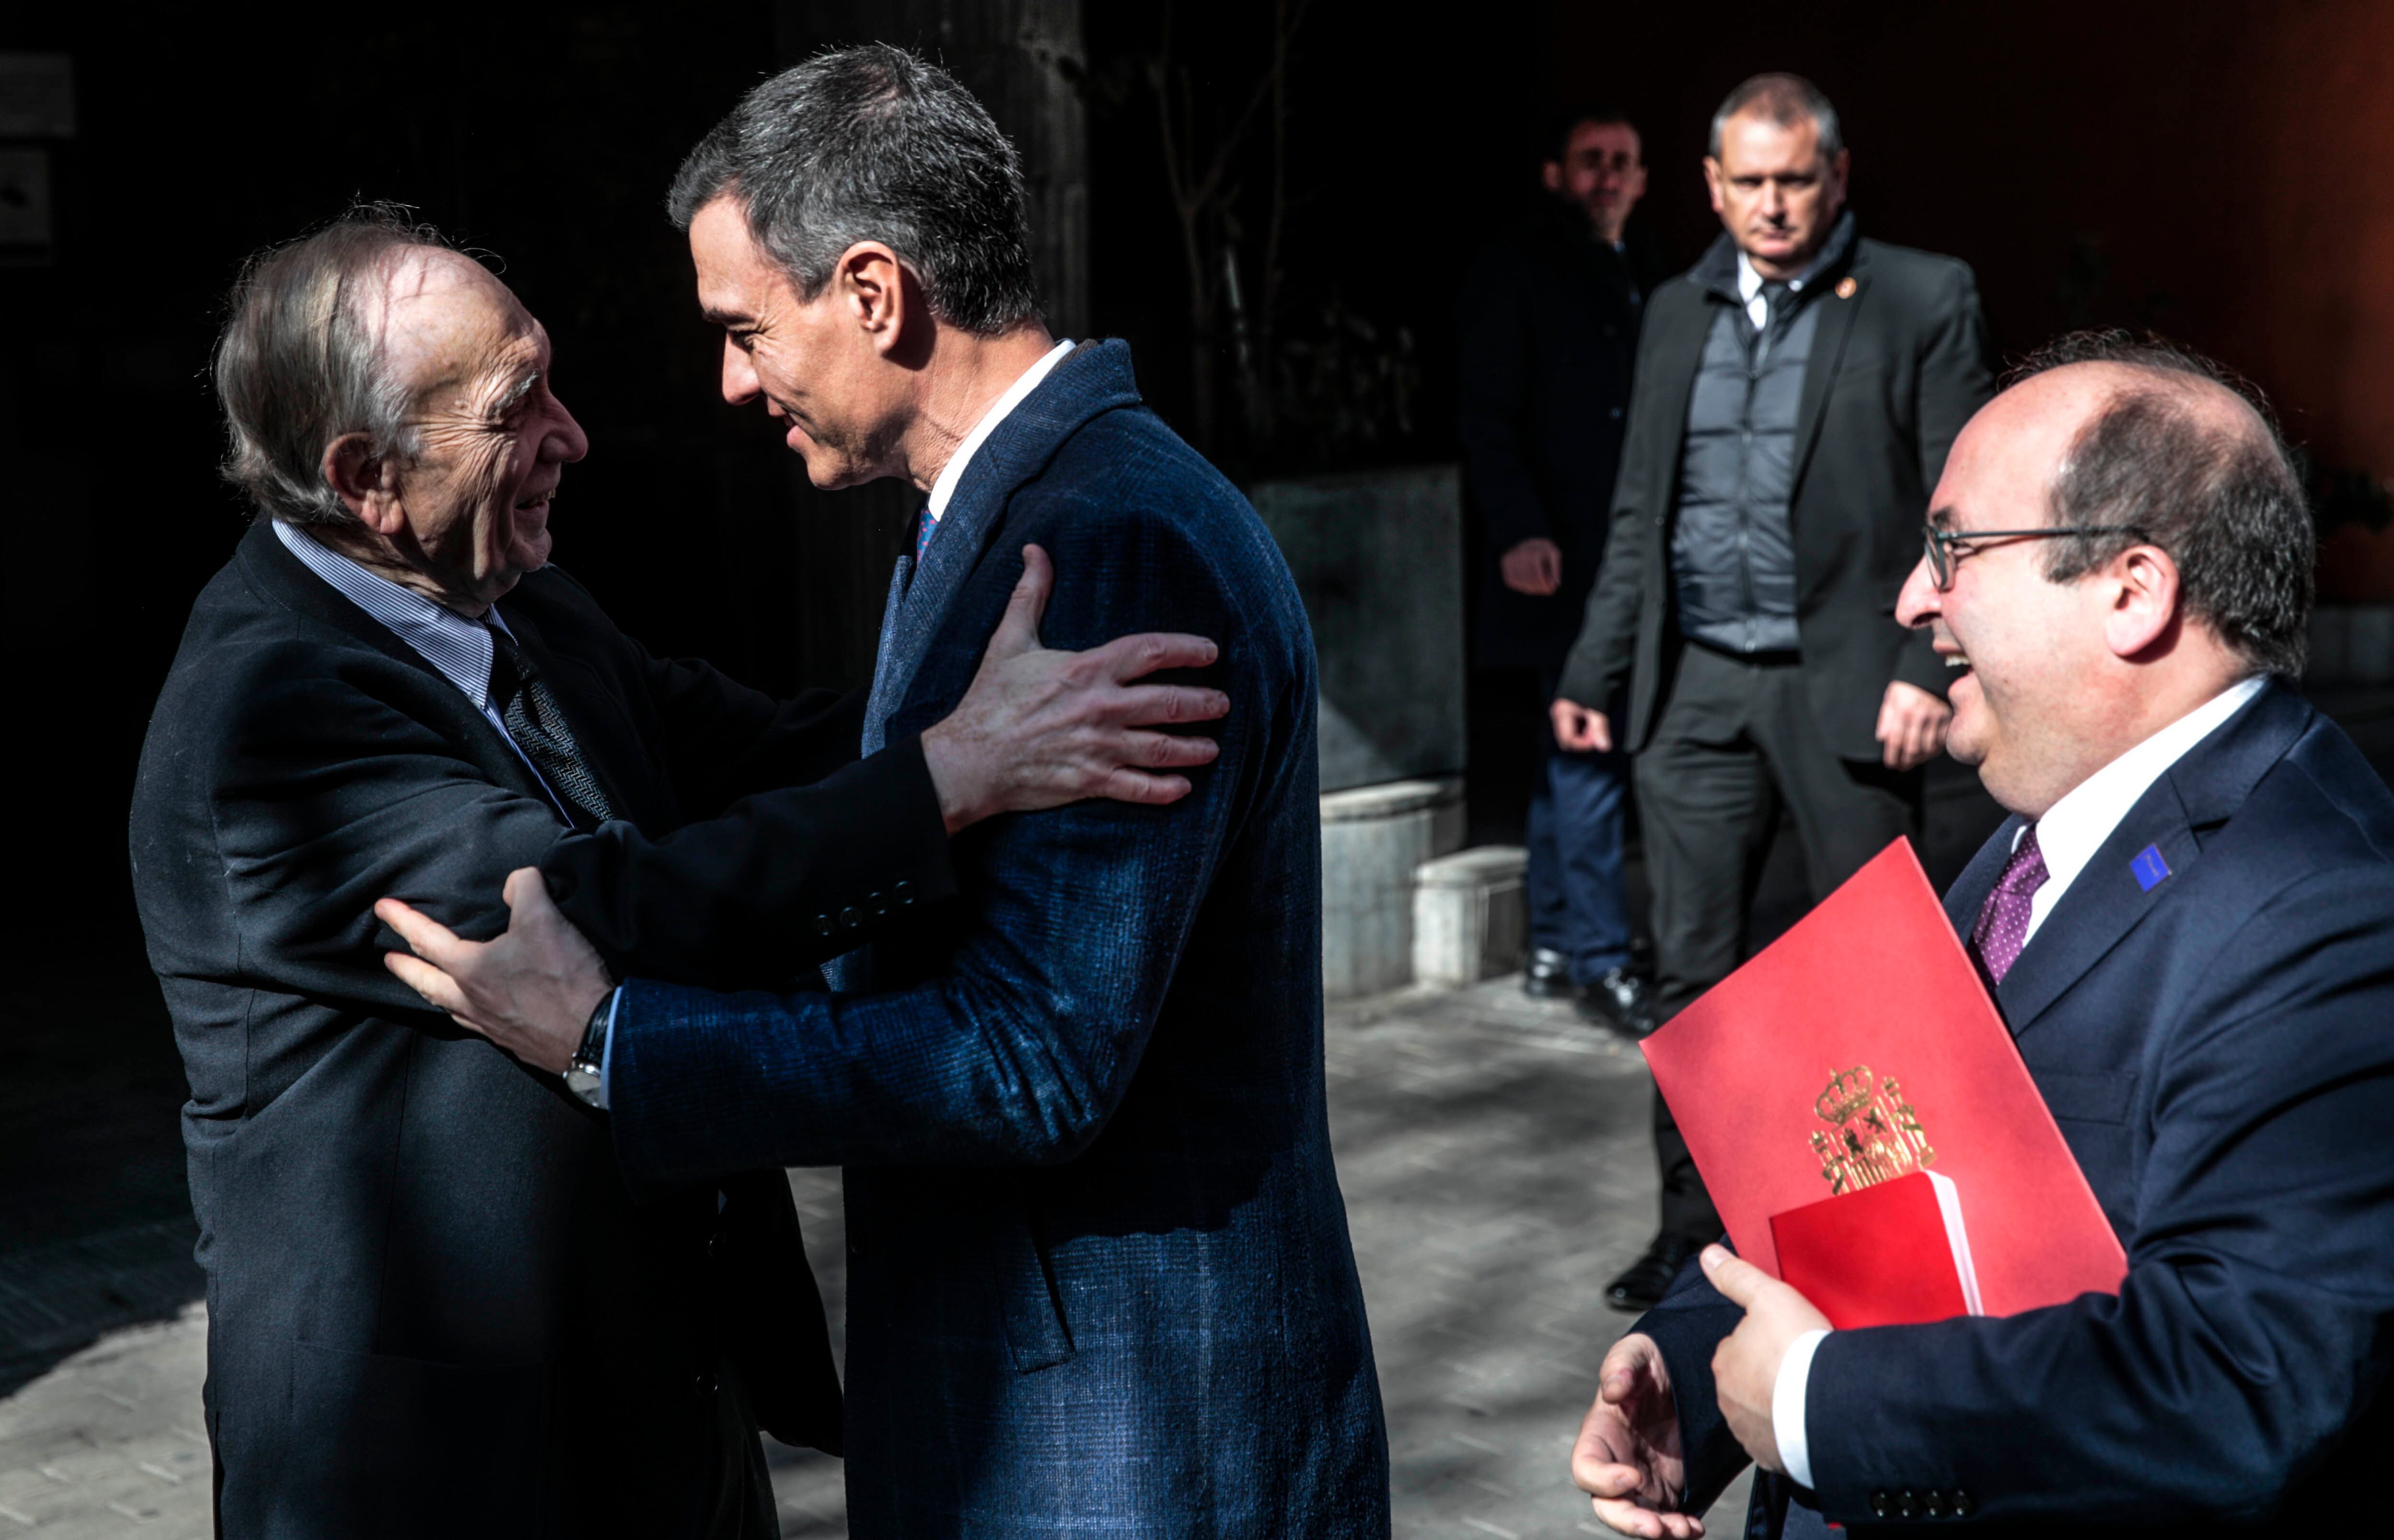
[0,977,1743,1539]
[15,683,2391,1534]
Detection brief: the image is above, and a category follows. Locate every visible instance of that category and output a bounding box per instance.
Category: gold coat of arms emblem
[1810,1065,1935,1194]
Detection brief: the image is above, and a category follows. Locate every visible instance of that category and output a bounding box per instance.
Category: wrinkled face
[1895,376,2115,814]
[689,195,908,489]
[378,251,588,606]
[1703,111,1848,275]
[1544,120,1647,241]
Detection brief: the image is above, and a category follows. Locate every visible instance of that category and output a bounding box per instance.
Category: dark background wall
[6,0,2394,978]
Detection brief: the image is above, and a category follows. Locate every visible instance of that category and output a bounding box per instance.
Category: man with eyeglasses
[1573,332,2394,1539]
[1550,72,1994,1310]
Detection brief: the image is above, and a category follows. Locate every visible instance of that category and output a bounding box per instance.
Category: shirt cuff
[595,986,623,1111]
[1774,1327,1832,1490]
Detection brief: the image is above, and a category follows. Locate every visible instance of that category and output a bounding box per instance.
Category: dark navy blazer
[606,341,1392,1538]
[1642,682,2394,1537]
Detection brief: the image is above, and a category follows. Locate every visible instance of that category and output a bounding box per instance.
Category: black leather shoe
[1523,947,1578,999]
[1576,967,1659,1037]
[1606,1233,1702,1312]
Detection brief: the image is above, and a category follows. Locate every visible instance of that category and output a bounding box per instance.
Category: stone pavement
[0,976,1729,1539]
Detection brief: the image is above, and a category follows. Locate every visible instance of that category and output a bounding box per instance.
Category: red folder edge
[1640,840,2126,1317]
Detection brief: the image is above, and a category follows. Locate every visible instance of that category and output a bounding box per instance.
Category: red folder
[1641,840,2126,1316]
[1771,1171,1981,1328]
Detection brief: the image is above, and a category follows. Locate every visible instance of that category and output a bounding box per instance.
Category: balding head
[1898,331,2313,815]
[2022,338,2313,676]
[215,207,587,612]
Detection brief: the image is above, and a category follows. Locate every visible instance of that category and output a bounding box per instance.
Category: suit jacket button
[1898,1491,1920,1519]
[694,1372,718,1395]
[1923,1490,1944,1517]
[841,905,863,929]
[1609,406,1623,419]
[1951,1490,1974,1517]
[706,1229,729,1260]
[1869,1492,1891,1519]
[868,890,889,918]
[814,914,834,937]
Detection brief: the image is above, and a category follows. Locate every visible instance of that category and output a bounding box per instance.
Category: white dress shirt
[922,336,1076,525]
[1735,248,1829,331]
[1770,672,2268,1488]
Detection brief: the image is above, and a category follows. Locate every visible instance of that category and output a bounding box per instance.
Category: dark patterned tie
[914,503,937,565]
[1971,826,2048,984]
[485,622,617,829]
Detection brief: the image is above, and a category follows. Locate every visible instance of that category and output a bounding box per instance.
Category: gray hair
[667,44,1040,335]
[2014,331,2314,678]
[1708,72,1844,162]
[213,205,451,526]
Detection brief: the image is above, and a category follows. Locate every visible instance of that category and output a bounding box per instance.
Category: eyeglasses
[1921,523,2146,591]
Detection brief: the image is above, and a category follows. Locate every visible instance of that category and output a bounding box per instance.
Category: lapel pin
[1835,276,1858,300]
[2130,845,2171,892]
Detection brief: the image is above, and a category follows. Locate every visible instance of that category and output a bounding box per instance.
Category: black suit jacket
[1642,683,2394,1536]
[129,521,952,1539]
[1556,222,1992,757]
[1457,205,1673,672]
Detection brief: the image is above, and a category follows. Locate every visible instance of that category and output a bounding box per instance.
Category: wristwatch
[564,990,614,1109]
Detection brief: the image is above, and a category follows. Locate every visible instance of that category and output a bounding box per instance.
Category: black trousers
[1633,643,1922,1243]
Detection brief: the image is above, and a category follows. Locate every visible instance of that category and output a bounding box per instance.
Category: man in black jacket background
[1552,75,1993,1310]
[1457,107,1672,1032]
[129,209,1220,1539]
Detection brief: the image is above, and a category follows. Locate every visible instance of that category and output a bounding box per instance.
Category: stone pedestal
[1321,778,1465,999]
[1413,846,1529,987]
[1251,465,1465,792]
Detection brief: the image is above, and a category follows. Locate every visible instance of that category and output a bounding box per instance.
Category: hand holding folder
[1641,840,2125,1325]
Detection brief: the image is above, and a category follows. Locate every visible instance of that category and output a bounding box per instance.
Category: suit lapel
[1788,262,1865,501]
[1944,813,2025,939]
[1994,780,2199,1037]
[1637,284,1712,515]
[860,341,1143,754]
[1990,683,2310,1037]
[238,523,568,818]
[860,555,913,753]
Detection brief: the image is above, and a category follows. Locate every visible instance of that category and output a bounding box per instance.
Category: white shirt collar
[272,519,514,710]
[923,337,1076,523]
[2019,674,2268,944]
[1736,247,1825,303]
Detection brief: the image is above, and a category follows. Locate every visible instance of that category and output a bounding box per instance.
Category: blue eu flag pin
[2130,845,2171,892]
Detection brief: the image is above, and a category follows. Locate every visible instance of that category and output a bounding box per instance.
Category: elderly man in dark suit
[1551,73,1994,1308]
[1573,334,2394,1538]
[380,45,1388,1540]
[1457,105,1672,1031]
[129,208,1222,1537]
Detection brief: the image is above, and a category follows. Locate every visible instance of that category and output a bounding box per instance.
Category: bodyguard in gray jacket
[1551,73,1992,1310]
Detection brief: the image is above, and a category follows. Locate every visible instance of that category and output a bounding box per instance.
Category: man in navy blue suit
[1568,332,2394,1538]
[379,43,1388,1539]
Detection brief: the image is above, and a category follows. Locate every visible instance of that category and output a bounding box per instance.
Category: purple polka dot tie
[1971,825,2048,984]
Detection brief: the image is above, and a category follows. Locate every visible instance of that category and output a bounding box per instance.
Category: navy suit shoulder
[1644,684,2394,1538]
[606,341,1389,1538]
